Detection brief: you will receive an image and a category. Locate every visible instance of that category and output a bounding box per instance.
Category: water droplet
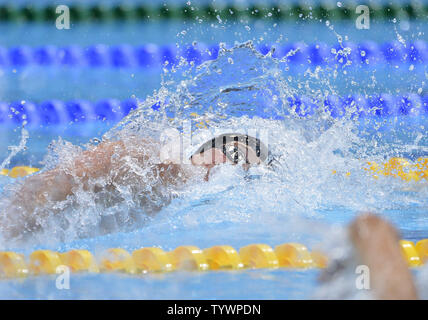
[400,20,410,31]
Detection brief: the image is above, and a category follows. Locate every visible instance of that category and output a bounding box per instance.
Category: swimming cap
[190,133,271,165]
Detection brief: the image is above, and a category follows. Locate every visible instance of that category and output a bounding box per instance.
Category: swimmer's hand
[318,213,418,300]
[349,213,418,299]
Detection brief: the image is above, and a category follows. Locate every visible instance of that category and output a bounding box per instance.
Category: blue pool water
[0,6,428,299]
[0,20,427,102]
[0,113,427,299]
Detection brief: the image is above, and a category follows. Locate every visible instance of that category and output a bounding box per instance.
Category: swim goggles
[190,133,273,166]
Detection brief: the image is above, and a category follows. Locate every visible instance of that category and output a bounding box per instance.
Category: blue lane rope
[0,94,427,126]
[0,41,427,69]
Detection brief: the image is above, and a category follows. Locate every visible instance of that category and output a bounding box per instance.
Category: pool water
[0,7,428,299]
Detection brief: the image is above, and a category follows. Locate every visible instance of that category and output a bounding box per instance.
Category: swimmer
[0,133,270,240]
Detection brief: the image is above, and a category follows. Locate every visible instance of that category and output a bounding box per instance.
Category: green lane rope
[0,3,426,23]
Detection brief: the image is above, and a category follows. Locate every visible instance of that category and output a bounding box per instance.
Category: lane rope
[1,157,427,182]
[1,41,427,68]
[0,240,426,278]
[0,2,426,23]
[0,94,427,126]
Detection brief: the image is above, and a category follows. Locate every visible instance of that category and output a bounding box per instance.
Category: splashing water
[0,127,29,171]
[0,41,427,267]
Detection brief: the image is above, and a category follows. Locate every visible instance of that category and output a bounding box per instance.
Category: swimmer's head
[190,133,271,169]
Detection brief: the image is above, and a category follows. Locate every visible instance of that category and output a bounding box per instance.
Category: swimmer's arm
[2,139,130,231]
[7,136,183,210]
[1,140,130,238]
[2,137,190,238]
[15,140,129,206]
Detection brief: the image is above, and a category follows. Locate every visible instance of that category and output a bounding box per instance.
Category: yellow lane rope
[0,240,427,279]
[0,167,39,178]
[1,157,427,181]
